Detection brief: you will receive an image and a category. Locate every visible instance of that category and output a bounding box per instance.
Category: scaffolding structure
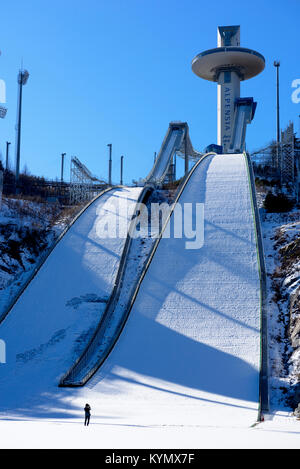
[281,122,295,186]
[69,157,106,205]
[251,121,300,200]
[164,154,176,184]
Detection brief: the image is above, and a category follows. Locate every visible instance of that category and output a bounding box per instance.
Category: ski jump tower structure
[192,26,265,153]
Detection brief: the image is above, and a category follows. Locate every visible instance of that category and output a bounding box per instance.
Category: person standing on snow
[84,404,91,426]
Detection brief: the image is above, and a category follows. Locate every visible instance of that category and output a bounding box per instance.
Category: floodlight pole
[107,144,112,185]
[5,142,11,170]
[15,75,23,187]
[274,61,280,168]
[61,153,66,183]
[120,155,124,185]
[15,70,29,193]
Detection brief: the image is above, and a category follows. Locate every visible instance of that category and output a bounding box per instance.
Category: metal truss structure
[280,122,295,186]
[251,122,298,188]
[69,157,106,205]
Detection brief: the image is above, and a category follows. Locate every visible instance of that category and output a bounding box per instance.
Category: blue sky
[0,0,299,184]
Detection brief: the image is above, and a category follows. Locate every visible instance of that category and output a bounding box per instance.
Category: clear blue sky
[0,0,299,184]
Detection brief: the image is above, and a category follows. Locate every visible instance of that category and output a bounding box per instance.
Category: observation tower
[192,26,265,153]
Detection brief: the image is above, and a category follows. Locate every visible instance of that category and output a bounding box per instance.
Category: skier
[84,403,91,426]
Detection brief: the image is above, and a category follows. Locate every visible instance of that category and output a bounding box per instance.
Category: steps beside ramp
[81,153,262,428]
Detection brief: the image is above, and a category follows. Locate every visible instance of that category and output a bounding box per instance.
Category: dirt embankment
[271,223,300,408]
[0,197,82,292]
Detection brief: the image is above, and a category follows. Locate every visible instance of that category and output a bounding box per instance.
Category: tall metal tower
[61,153,66,183]
[120,155,124,185]
[281,122,295,187]
[107,144,112,185]
[5,142,11,170]
[274,61,281,145]
[15,69,29,192]
[192,26,265,153]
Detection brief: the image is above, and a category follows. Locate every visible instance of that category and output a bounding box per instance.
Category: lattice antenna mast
[281,122,295,189]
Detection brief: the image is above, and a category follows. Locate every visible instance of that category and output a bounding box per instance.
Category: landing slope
[0,187,142,415]
[75,154,261,427]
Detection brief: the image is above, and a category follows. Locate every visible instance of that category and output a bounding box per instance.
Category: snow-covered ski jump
[0,23,277,448]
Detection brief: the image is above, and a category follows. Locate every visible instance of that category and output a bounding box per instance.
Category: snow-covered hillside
[0,187,141,415]
[260,206,300,412]
[1,165,300,448]
[0,197,69,318]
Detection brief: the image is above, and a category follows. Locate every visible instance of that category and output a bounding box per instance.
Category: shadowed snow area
[0,155,261,434]
[70,153,261,428]
[0,187,142,416]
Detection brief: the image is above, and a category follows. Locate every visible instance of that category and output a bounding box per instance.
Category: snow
[0,187,142,414]
[0,198,61,315]
[0,417,300,449]
[70,191,160,384]
[72,153,261,431]
[1,157,300,448]
[261,206,300,411]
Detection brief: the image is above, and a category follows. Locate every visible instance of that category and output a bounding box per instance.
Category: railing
[245,152,269,419]
[60,153,216,387]
[59,184,154,386]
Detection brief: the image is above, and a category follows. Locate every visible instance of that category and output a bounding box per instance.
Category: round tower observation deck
[192,26,265,153]
[192,47,265,82]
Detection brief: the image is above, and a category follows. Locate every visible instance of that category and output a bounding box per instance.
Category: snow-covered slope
[0,154,262,437]
[69,153,261,428]
[0,198,62,317]
[0,187,142,414]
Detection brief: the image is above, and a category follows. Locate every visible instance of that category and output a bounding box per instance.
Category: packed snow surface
[78,154,261,429]
[1,156,294,448]
[0,187,142,415]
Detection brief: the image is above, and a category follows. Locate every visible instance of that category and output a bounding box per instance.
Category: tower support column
[217,71,240,152]
[192,25,265,154]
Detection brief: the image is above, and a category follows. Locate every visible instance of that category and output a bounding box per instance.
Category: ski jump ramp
[0,153,265,430]
[69,153,264,428]
[0,187,142,413]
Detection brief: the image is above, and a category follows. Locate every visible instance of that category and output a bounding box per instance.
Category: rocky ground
[256,185,300,412]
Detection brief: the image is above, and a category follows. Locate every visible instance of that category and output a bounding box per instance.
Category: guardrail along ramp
[83,153,262,427]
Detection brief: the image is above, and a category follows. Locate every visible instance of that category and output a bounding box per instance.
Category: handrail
[145,127,171,183]
[0,186,118,326]
[60,153,216,387]
[244,152,269,419]
[145,128,185,185]
[59,184,154,386]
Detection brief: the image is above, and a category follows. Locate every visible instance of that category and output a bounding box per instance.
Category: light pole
[274,61,280,144]
[61,153,66,183]
[5,142,11,170]
[107,144,112,185]
[0,107,7,171]
[274,61,280,168]
[120,155,124,185]
[15,69,29,192]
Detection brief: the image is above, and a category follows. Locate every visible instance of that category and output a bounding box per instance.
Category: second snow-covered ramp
[0,187,142,414]
[82,153,262,427]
